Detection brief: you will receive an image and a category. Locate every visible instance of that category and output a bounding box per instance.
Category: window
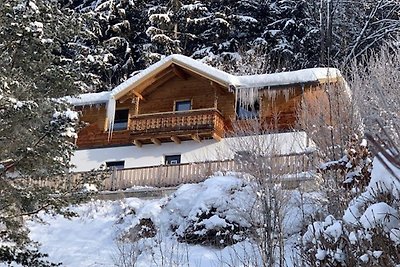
[113,109,129,130]
[236,100,260,120]
[106,160,125,170]
[164,155,181,165]
[175,100,191,111]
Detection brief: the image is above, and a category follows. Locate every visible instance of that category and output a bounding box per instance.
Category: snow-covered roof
[67,54,342,106]
[235,68,342,89]
[110,54,234,100]
[64,91,111,106]
[65,54,344,133]
[110,54,342,99]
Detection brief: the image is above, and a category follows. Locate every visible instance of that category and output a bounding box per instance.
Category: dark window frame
[236,100,260,120]
[174,100,192,112]
[164,155,181,165]
[113,109,129,131]
[106,160,125,170]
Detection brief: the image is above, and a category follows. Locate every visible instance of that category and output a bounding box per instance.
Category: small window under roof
[175,100,191,112]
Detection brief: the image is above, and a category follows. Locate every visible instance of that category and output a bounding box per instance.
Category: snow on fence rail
[14,151,317,191]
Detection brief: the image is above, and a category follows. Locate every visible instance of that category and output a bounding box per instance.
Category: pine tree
[191,0,260,64]
[65,0,151,91]
[145,0,234,64]
[262,0,320,71]
[144,0,183,64]
[0,0,88,265]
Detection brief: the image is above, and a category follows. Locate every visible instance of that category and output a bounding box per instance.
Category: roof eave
[171,56,232,88]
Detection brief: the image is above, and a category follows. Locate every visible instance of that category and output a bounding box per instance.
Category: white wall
[70,131,314,172]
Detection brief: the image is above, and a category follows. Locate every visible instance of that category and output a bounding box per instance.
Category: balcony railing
[130,108,225,139]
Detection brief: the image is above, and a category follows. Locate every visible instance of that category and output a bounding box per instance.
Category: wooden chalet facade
[67,55,344,179]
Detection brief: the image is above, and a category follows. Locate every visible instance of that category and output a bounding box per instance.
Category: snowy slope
[27,175,322,267]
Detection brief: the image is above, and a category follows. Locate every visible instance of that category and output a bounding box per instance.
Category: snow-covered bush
[320,135,372,190]
[121,218,157,243]
[314,135,373,217]
[303,154,400,266]
[163,176,256,248]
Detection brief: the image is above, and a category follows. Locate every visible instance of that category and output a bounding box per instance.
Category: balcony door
[114,109,129,130]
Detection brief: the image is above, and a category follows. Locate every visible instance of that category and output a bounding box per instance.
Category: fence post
[110,168,116,191]
[178,164,181,184]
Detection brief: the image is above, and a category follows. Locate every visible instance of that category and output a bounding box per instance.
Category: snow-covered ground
[27,153,399,267]
[27,175,322,267]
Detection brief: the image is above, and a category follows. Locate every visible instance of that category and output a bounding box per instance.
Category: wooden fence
[13,151,317,191]
[84,151,316,191]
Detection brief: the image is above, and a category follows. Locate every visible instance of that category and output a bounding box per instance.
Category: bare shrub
[317,135,373,217]
[297,80,361,162]
[303,136,399,266]
[296,72,364,217]
[350,44,400,146]
[178,206,251,248]
[113,240,142,267]
[303,186,400,267]
[165,176,255,249]
[227,121,302,267]
[302,44,400,267]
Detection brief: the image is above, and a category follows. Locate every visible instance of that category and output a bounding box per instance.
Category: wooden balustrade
[130,108,225,141]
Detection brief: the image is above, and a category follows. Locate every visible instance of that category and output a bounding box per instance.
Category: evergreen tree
[262,0,320,71]
[144,0,182,63]
[65,0,151,91]
[0,0,88,264]
[66,0,399,90]
[192,0,260,63]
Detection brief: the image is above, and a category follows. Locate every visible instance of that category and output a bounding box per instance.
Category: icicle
[237,87,260,108]
[265,89,277,103]
[283,87,295,102]
[106,97,116,141]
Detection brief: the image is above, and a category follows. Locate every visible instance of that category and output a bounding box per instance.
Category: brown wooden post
[135,97,140,115]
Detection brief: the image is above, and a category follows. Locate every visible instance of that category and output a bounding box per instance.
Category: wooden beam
[154,66,173,79]
[141,71,176,97]
[133,140,142,147]
[135,97,140,115]
[151,138,161,146]
[131,67,173,96]
[178,67,230,94]
[212,132,222,142]
[118,90,144,103]
[118,92,134,103]
[191,134,201,143]
[170,136,181,144]
[210,81,229,95]
[132,90,144,100]
[171,64,189,80]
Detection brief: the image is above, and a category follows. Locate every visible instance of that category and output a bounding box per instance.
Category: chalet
[66,55,344,183]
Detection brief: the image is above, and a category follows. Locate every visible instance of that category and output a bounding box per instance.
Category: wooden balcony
[130,108,225,146]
